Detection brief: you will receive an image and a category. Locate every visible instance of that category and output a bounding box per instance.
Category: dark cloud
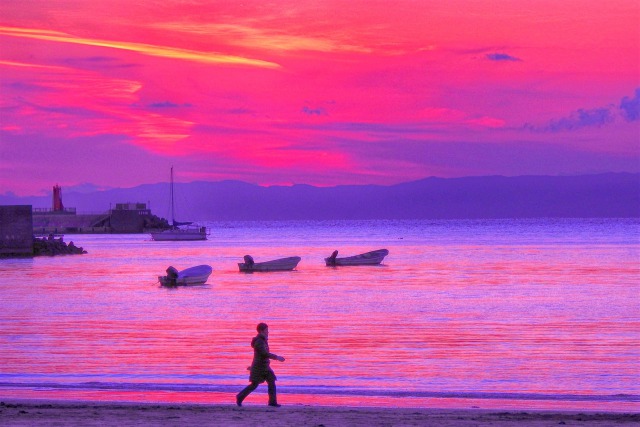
[149,101,180,108]
[148,101,192,108]
[620,88,640,121]
[302,106,327,116]
[486,53,521,62]
[526,88,640,132]
[541,107,614,132]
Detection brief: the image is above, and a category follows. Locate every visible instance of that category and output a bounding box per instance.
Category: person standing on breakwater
[236,322,285,407]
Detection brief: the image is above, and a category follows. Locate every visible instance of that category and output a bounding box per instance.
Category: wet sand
[0,400,638,426]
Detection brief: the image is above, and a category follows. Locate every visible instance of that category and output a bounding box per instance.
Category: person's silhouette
[236,323,285,407]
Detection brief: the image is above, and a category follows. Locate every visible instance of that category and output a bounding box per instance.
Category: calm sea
[1,219,638,411]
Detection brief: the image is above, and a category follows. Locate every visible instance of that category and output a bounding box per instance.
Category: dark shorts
[250,367,276,384]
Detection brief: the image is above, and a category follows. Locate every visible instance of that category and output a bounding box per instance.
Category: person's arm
[255,338,285,362]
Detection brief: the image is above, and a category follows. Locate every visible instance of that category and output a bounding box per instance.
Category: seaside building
[109,203,154,233]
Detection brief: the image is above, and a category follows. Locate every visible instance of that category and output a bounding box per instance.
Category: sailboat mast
[170,166,175,225]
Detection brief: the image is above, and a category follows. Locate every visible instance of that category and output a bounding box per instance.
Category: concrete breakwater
[32,207,170,234]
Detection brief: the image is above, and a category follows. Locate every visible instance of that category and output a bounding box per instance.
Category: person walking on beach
[236,322,285,407]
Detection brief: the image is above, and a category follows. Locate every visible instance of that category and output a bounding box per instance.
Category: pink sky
[1,0,638,195]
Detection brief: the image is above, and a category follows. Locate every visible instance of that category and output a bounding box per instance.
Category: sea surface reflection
[1,219,638,410]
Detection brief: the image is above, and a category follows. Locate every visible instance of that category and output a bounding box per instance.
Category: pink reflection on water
[1,221,639,413]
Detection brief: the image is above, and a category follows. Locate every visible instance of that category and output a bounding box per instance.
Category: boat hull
[238,256,301,272]
[325,249,389,266]
[159,264,212,286]
[151,227,207,241]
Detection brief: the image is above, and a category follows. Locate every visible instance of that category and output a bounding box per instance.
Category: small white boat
[325,249,389,266]
[238,255,301,272]
[158,264,213,286]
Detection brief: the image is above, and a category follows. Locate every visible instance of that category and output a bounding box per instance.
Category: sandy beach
[0,400,638,427]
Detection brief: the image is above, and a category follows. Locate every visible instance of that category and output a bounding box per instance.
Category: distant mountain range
[2,173,638,220]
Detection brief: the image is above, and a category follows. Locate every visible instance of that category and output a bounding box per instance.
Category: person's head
[257,322,269,336]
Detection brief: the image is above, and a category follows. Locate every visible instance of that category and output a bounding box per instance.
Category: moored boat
[151,226,208,241]
[158,264,213,286]
[325,249,389,266]
[150,167,208,241]
[238,255,302,272]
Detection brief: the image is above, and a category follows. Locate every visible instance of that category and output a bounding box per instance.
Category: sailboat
[150,167,208,241]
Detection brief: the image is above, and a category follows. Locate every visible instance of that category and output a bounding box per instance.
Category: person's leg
[236,382,259,406]
[266,374,279,406]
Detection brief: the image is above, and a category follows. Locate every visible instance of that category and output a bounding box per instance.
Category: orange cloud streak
[0,60,70,71]
[0,26,281,69]
[151,22,373,54]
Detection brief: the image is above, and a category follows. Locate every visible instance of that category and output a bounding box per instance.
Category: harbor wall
[0,205,33,256]
[32,213,110,234]
[32,210,169,234]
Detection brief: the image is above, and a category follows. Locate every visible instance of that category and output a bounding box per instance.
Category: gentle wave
[1,382,637,402]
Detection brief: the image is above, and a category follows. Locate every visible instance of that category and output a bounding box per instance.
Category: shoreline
[0,399,638,427]
[3,387,638,412]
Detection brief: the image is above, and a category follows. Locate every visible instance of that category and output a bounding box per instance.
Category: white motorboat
[238,255,301,272]
[158,264,213,286]
[150,167,208,241]
[325,249,389,266]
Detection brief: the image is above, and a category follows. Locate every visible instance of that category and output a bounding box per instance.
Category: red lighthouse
[52,185,64,211]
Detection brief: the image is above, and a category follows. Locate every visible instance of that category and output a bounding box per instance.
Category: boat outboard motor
[243,255,255,268]
[327,250,338,265]
[166,266,179,286]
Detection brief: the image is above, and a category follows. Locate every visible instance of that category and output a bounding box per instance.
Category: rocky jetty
[33,235,87,256]
[145,214,171,230]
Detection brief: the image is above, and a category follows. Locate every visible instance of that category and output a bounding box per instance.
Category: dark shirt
[249,333,278,383]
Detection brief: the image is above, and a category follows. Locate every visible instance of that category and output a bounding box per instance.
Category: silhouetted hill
[2,173,638,220]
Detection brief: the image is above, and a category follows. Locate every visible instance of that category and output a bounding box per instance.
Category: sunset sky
[1,0,638,196]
